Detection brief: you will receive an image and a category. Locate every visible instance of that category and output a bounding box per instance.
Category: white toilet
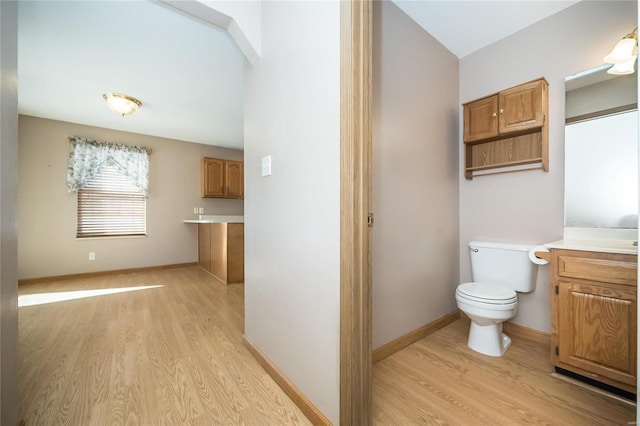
[455,241,537,357]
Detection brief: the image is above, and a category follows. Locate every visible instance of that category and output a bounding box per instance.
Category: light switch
[261,155,272,177]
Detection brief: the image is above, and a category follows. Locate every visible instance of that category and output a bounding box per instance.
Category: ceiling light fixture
[603,27,638,75]
[102,92,142,116]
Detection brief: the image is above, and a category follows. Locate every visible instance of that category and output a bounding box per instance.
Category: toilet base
[467,322,511,357]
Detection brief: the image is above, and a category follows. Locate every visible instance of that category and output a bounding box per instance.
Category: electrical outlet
[89,252,96,261]
[198,207,204,214]
[193,207,198,214]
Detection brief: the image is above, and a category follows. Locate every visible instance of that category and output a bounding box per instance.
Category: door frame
[340,1,373,424]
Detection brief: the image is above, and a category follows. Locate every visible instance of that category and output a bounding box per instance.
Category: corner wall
[0,1,20,423]
[459,1,637,332]
[372,1,459,348]
[243,1,341,423]
[18,116,243,279]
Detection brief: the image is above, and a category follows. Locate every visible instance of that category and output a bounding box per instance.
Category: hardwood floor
[373,318,636,425]
[18,266,311,425]
[20,266,637,425]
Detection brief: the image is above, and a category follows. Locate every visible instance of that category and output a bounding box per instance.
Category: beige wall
[18,115,243,279]
[0,1,20,424]
[566,75,637,119]
[459,1,637,333]
[243,1,340,423]
[372,1,459,349]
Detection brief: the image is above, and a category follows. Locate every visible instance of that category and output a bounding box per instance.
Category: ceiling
[18,1,245,149]
[392,1,579,58]
[18,1,581,149]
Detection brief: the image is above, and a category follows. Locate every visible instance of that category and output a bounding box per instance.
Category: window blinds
[77,165,146,238]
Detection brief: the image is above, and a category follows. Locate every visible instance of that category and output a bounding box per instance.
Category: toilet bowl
[456,282,518,357]
[456,241,538,357]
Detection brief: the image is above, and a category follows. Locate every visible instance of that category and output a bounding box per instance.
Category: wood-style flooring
[18,266,311,425]
[20,266,636,425]
[373,318,636,425]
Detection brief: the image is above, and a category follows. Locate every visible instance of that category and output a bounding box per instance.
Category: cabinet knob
[499,108,504,114]
[492,112,497,117]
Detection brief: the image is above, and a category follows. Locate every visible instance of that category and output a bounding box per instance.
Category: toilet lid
[457,282,517,304]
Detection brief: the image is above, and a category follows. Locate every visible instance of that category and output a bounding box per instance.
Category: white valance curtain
[67,136,151,196]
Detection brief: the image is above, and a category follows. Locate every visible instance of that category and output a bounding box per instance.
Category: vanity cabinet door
[551,249,637,393]
[557,278,637,388]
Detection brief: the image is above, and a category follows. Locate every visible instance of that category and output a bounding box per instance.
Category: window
[67,136,150,239]
[77,164,146,238]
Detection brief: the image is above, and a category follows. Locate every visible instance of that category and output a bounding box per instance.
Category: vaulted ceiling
[17,1,581,149]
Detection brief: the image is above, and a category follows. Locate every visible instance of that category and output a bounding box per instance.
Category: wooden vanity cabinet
[463,78,548,179]
[550,248,637,393]
[201,157,244,199]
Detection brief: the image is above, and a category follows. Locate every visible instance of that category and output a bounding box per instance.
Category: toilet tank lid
[468,241,534,252]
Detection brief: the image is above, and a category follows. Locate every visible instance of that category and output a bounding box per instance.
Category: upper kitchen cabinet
[201,157,244,199]
[225,160,244,199]
[463,78,548,180]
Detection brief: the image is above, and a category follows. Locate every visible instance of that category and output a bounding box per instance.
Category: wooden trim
[18,262,197,285]
[503,321,550,346]
[465,157,544,172]
[340,1,372,425]
[373,311,461,363]
[565,103,637,124]
[550,372,637,406]
[243,337,331,425]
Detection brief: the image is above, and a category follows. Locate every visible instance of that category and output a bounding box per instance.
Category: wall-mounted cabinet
[201,157,244,199]
[550,248,637,394]
[463,78,548,179]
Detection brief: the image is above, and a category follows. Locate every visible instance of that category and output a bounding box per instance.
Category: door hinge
[555,346,559,356]
[555,285,558,295]
[367,213,374,227]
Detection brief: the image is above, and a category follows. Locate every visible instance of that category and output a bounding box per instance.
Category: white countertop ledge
[545,239,637,255]
[183,215,244,224]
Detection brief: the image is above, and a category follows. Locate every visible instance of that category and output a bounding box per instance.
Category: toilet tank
[469,241,537,292]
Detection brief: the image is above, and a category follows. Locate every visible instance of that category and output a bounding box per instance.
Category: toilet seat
[456,282,517,305]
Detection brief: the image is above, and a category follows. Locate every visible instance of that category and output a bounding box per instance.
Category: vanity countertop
[184,215,244,224]
[545,239,637,255]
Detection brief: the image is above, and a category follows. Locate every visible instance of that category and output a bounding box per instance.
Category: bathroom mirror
[564,65,638,229]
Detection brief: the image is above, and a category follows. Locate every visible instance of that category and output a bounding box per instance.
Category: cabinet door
[225,160,244,199]
[498,79,546,134]
[557,279,637,387]
[202,157,225,198]
[463,95,498,143]
[198,223,212,272]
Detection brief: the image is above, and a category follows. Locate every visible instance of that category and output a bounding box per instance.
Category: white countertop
[545,239,637,255]
[183,215,244,224]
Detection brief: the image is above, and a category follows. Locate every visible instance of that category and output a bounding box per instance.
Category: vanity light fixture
[603,27,638,75]
[102,92,142,116]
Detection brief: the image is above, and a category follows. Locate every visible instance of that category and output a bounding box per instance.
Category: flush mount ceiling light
[102,92,142,116]
[603,27,638,75]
